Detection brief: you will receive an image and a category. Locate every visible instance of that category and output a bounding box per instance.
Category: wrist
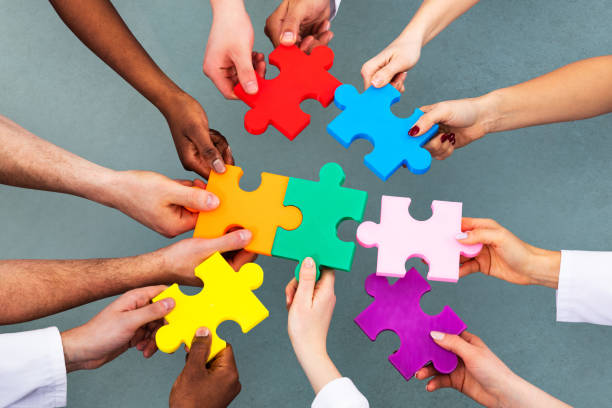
[60,329,84,373]
[527,248,561,289]
[210,0,246,16]
[398,23,426,47]
[477,90,507,134]
[79,166,122,208]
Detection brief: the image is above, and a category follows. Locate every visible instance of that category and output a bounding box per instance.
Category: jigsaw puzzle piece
[354,269,466,380]
[271,162,368,279]
[153,252,269,362]
[193,165,302,256]
[327,84,439,180]
[234,45,342,140]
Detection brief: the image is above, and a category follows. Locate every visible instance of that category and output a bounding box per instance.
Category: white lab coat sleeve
[0,327,67,408]
[312,377,369,408]
[330,0,341,20]
[557,250,612,325]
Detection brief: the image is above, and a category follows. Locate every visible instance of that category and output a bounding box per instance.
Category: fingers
[410,103,452,137]
[172,183,219,214]
[127,297,175,329]
[414,364,437,380]
[285,278,298,309]
[314,268,335,298]
[361,52,386,89]
[461,217,501,231]
[426,374,454,392]
[209,129,233,166]
[185,327,212,371]
[205,230,252,254]
[208,343,239,374]
[227,249,258,271]
[459,259,481,278]
[430,331,475,360]
[234,51,259,95]
[390,72,407,92]
[370,60,406,89]
[293,257,317,305]
[457,227,504,246]
[278,2,308,46]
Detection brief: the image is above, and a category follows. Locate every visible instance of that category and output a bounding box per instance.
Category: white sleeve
[0,327,67,408]
[556,250,612,325]
[330,0,341,20]
[312,377,369,408]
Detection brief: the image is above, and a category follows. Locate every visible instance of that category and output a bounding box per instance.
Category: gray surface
[1,0,611,406]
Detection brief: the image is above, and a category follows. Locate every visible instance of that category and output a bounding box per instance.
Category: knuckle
[201,146,219,160]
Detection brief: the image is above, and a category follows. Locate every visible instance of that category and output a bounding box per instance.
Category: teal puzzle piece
[271,163,368,280]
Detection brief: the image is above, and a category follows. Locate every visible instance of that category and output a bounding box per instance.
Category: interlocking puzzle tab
[153,252,269,362]
[327,84,439,181]
[356,195,482,282]
[354,269,467,380]
[234,45,342,140]
[271,163,368,280]
[193,165,302,256]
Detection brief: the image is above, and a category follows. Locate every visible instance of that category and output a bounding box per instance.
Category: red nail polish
[408,126,419,136]
[440,133,448,142]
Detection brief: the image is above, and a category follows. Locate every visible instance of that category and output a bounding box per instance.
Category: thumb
[234,52,259,95]
[127,297,175,329]
[410,103,452,137]
[171,184,220,213]
[430,331,474,359]
[186,327,212,369]
[457,228,503,246]
[370,60,405,88]
[279,4,307,45]
[293,257,317,304]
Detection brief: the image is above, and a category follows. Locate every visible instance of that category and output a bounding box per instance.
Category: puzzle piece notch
[154,252,269,361]
[234,45,342,140]
[193,165,302,256]
[354,269,467,380]
[356,195,482,282]
[327,84,439,180]
[271,162,368,280]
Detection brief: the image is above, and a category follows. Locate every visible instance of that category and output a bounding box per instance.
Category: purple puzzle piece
[354,268,467,380]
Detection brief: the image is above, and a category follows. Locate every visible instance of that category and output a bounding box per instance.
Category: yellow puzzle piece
[153,252,269,361]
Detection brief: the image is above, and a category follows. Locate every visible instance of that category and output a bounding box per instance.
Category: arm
[49,0,231,177]
[362,0,481,90]
[286,258,369,407]
[0,231,253,325]
[0,114,219,237]
[410,56,612,160]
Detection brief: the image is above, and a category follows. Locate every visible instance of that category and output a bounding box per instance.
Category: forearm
[500,375,571,408]
[482,56,612,133]
[295,349,341,394]
[527,248,561,289]
[49,0,184,115]
[0,252,171,324]
[400,0,481,45]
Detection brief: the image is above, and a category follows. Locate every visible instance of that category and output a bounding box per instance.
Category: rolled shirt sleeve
[557,250,612,325]
[312,377,369,408]
[0,327,67,408]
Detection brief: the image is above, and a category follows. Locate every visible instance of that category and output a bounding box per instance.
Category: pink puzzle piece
[356,195,482,282]
[355,269,467,380]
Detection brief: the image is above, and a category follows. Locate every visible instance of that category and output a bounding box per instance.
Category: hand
[265,0,334,53]
[361,34,423,92]
[170,328,241,408]
[416,331,520,408]
[408,95,497,160]
[107,170,220,238]
[157,230,256,286]
[204,0,266,98]
[457,218,560,288]
[163,92,233,177]
[60,286,174,372]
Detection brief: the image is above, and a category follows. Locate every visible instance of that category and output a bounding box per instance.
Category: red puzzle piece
[234,45,342,140]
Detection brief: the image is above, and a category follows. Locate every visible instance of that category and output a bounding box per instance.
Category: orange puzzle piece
[194,165,302,255]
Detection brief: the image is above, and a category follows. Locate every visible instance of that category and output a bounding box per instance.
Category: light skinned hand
[170,328,241,408]
[204,0,266,98]
[157,230,256,286]
[265,0,334,53]
[457,218,560,288]
[163,93,233,177]
[60,286,174,372]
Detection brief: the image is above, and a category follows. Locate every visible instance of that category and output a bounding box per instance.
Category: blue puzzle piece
[327,84,439,181]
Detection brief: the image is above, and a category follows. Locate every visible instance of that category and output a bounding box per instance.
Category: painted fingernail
[371,77,383,87]
[408,126,419,136]
[281,32,295,43]
[160,298,175,311]
[323,21,331,31]
[239,229,252,242]
[430,331,444,340]
[303,257,315,268]
[456,232,468,240]
[212,159,225,173]
[245,80,258,94]
[206,193,219,209]
[440,133,449,142]
[196,327,210,338]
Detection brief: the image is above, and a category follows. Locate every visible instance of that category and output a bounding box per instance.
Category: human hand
[265,0,334,53]
[157,230,256,286]
[204,0,266,99]
[361,34,424,92]
[457,218,560,288]
[170,328,241,408]
[60,286,174,372]
[163,92,233,177]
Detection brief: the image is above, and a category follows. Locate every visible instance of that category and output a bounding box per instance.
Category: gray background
[1,0,611,406]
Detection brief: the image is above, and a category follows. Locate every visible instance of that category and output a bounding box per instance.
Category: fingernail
[196,327,210,337]
[440,133,449,142]
[430,331,444,340]
[239,229,252,242]
[456,232,468,240]
[371,77,383,87]
[286,295,290,305]
[212,159,225,173]
[303,257,314,268]
[323,21,331,31]
[281,32,294,43]
[161,298,175,311]
[409,126,419,136]
[206,193,219,209]
[245,80,258,94]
